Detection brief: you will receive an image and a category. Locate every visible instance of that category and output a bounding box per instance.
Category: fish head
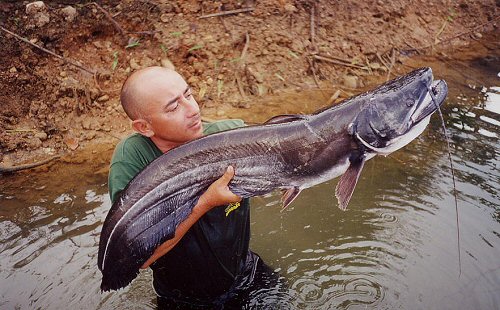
[352,67,448,155]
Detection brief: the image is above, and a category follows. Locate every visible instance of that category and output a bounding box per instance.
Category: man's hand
[141,166,241,269]
[196,166,241,213]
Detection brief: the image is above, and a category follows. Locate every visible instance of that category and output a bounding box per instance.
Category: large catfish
[98,67,448,291]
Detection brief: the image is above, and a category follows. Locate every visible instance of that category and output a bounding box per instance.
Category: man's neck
[149,136,182,153]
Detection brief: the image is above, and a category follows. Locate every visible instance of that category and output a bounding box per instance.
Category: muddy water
[1,47,499,308]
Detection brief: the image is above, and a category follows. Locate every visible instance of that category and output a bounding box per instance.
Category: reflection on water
[1,51,499,309]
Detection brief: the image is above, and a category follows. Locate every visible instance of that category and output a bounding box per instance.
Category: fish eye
[405,98,415,107]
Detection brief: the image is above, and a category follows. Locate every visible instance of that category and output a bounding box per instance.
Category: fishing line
[428,82,462,277]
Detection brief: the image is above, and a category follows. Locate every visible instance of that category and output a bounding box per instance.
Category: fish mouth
[411,79,448,124]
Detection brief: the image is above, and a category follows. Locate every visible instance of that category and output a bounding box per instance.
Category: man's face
[140,70,203,145]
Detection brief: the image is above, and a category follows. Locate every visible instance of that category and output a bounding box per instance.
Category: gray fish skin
[98,67,448,291]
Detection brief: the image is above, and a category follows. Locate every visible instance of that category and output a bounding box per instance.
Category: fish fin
[264,114,308,125]
[281,187,301,211]
[335,157,365,211]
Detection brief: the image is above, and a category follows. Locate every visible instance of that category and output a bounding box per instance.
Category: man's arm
[141,166,240,269]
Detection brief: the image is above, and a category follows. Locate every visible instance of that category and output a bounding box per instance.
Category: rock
[1,155,14,167]
[237,101,251,109]
[141,56,155,67]
[92,41,103,49]
[84,131,96,140]
[160,58,175,70]
[473,32,482,39]
[26,1,46,14]
[187,75,199,85]
[246,66,264,83]
[64,137,79,150]
[103,41,112,50]
[160,13,170,23]
[343,75,358,89]
[97,95,109,102]
[59,71,67,77]
[284,4,297,13]
[33,12,50,27]
[369,62,382,70]
[28,137,43,149]
[193,62,204,74]
[34,132,48,140]
[26,1,50,27]
[129,58,140,70]
[9,67,17,73]
[61,6,77,22]
[42,147,55,155]
[89,88,100,100]
[81,118,92,130]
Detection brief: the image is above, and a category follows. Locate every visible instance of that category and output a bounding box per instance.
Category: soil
[0,0,498,170]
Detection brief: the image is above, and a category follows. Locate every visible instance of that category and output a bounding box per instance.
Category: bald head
[120,66,186,120]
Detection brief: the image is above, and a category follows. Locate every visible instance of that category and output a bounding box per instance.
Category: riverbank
[0,0,498,170]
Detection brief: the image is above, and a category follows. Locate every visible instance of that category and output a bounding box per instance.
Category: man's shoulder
[202,119,245,135]
[108,133,162,203]
[111,133,161,166]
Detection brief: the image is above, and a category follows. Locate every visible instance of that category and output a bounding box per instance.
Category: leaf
[198,85,207,99]
[64,137,79,150]
[111,52,118,70]
[275,73,285,82]
[171,31,183,37]
[217,79,224,98]
[288,50,299,59]
[125,40,140,49]
[160,44,169,54]
[188,44,204,52]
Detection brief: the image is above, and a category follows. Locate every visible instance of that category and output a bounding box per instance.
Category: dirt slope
[0,0,498,168]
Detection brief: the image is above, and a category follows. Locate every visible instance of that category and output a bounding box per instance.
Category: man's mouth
[188,117,202,129]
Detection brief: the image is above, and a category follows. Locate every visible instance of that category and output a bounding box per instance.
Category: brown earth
[0,0,498,170]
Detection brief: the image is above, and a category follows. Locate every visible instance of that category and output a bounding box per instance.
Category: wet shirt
[107,119,251,300]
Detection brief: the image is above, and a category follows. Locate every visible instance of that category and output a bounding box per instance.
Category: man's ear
[131,119,154,137]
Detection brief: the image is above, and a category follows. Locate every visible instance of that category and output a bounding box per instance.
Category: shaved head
[119,66,202,152]
[120,66,185,120]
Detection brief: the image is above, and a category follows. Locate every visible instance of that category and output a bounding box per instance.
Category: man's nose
[182,96,200,117]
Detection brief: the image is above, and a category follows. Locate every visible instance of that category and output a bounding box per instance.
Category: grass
[188,44,204,52]
[111,51,118,70]
[125,40,140,49]
[160,44,169,54]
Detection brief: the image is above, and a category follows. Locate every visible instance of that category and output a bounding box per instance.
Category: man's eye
[185,92,192,99]
[167,102,179,112]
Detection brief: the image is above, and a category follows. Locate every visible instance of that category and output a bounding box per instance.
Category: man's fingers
[220,165,235,183]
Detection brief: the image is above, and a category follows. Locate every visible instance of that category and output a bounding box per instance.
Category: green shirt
[108,119,246,203]
[107,119,252,299]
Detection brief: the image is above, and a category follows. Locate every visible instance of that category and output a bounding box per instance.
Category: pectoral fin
[335,157,366,211]
[281,186,302,211]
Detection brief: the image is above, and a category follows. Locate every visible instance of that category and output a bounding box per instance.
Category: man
[108,67,282,308]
